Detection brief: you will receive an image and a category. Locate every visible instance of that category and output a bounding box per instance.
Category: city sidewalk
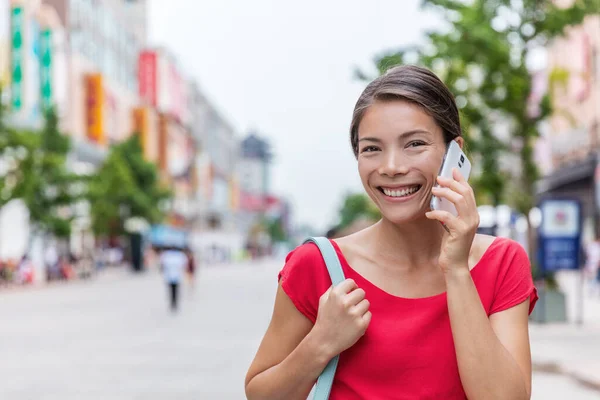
[0,263,133,294]
[530,270,600,392]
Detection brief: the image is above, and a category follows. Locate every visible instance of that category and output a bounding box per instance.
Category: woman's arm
[245,279,370,400]
[427,169,532,400]
[445,269,531,400]
[245,284,331,400]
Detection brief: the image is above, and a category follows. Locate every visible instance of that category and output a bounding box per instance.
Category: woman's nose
[378,150,409,177]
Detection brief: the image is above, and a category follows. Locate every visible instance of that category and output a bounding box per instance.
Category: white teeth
[382,186,419,197]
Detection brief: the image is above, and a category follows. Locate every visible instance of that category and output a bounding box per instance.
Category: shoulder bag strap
[303,237,345,400]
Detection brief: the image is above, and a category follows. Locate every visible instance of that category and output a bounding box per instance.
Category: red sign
[240,191,267,212]
[138,51,157,106]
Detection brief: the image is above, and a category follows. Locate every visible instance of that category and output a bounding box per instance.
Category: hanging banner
[132,107,149,156]
[10,5,24,111]
[39,28,52,110]
[85,73,104,144]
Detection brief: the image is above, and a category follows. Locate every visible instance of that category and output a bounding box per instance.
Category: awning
[535,154,597,195]
[147,225,188,248]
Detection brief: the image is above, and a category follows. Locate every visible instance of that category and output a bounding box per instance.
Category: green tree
[0,85,34,208]
[8,108,80,245]
[88,134,171,237]
[357,0,599,255]
[266,217,287,243]
[338,193,381,230]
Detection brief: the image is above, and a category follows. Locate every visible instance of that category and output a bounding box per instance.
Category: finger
[426,210,459,229]
[345,287,366,306]
[334,278,358,295]
[431,186,463,207]
[353,299,370,316]
[452,167,467,183]
[362,311,372,326]
[431,186,470,217]
[320,286,333,301]
[437,175,469,196]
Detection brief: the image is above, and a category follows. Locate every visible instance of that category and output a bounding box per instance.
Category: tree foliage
[88,134,171,236]
[266,217,287,243]
[1,106,80,240]
[338,193,381,230]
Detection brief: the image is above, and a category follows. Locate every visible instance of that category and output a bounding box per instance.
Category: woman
[245,65,538,399]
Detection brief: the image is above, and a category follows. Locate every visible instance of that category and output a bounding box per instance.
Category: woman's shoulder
[278,241,335,323]
[279,241,329,282]
[473,234,530,270]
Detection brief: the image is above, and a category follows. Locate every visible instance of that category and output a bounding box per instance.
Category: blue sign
[538,199,582,272]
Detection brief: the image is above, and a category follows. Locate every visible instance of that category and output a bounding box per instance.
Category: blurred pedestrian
[160,246,187,312]
[185,247,197,293]
[585,238,600,296]
[44,243,59,281]
[246,65,538,399]
[16,255,34,284]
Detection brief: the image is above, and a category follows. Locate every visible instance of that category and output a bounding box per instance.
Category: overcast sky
[149,0,439,231]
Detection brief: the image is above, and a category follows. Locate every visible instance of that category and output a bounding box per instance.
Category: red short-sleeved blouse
[278,237,538,400]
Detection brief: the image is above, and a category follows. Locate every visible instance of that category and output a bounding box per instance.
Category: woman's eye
[407,141,426,148]
[361,146,380,153]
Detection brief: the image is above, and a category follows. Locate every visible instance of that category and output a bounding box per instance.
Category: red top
[278,237,538,399]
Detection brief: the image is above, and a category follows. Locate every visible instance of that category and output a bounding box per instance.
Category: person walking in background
[185,247,197,293]
[160,246,187,312]
[585,238,600,296]
[44,243,59,281]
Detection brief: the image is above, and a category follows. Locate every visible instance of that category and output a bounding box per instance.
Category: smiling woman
[245,65,537,400]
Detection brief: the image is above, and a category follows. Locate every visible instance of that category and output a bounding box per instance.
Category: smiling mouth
[377,185,422,198]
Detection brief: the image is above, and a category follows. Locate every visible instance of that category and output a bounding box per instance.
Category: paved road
[0,259,598,399]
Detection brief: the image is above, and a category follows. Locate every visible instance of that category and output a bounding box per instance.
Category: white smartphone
[430,141,472,217]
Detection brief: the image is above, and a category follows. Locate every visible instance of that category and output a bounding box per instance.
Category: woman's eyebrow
[358,129,432,143]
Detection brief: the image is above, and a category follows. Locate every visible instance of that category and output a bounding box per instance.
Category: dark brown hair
[350,65,462,157]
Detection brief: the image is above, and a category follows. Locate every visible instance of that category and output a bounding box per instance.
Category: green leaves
[0,106,80,238]
[338,193,381,230]
[88,134,171,236]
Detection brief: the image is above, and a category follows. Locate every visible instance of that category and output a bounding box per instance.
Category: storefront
[536,153,599,241]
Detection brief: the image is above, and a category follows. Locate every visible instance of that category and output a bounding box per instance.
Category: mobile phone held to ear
[430,140,472,217]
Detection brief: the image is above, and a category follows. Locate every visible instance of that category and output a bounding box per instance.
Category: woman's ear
[454,137,465,150]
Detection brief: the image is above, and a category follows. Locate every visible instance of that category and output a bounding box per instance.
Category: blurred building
[237,133,292,255]
[137,47,195,229]
[0,0,10,99]
[187,82,244,264]
[1,0,252,267]
[239,133,272,213]
[536,12,600,239]
[41,0,148,164]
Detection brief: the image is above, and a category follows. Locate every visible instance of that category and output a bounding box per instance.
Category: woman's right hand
[311,278,372,358]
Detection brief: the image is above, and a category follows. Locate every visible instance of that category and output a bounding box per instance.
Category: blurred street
[0,259,598,400]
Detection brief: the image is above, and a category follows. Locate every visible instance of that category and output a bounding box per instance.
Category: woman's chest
[333,299,466,399]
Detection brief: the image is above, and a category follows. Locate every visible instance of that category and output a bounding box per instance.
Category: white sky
[149,0,438,232]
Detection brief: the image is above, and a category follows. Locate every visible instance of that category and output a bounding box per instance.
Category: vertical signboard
[538,199,582,272]
[229,176,239,211]
[138,51,157,106]
[39,28,52,110]
[132,107,149,157]
[85,73,104,144]
[10,5,24,111]
[158,113,168,172]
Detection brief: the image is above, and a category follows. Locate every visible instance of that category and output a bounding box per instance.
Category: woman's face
[357,99,461,224]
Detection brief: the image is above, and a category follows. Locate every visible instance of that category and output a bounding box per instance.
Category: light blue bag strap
[303,237,345,400]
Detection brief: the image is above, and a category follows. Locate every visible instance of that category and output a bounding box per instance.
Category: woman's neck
[365,217,446,269]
